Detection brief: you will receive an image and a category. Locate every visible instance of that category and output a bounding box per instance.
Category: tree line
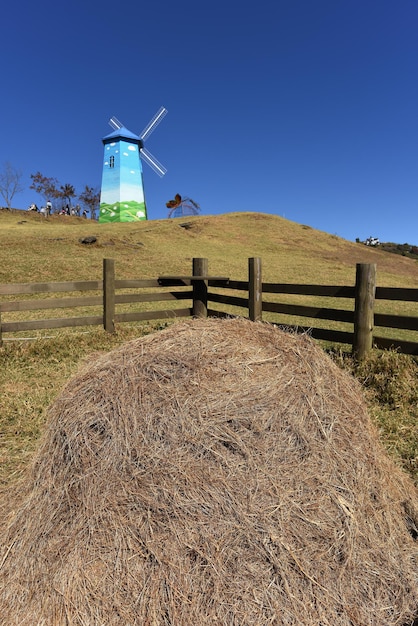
[0,161,100,218]
[29,172,100,218]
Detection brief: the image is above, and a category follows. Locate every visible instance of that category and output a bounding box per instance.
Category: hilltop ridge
[1,209,417,287]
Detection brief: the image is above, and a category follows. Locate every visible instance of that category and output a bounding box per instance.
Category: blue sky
[2,0,417,244]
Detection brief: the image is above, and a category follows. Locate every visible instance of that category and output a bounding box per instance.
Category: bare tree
[79,185,100,219]
[30,172,59,206]
[60,183,76,209]
[0,162,24,209]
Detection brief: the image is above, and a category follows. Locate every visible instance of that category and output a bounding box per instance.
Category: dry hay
[0,317,417,626]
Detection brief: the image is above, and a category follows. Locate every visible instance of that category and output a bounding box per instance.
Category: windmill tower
[99,107,167,223]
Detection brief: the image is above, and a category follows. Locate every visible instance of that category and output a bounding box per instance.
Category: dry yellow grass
[0,208,417,492]
[0,318,417,625]
[1,208,418,285]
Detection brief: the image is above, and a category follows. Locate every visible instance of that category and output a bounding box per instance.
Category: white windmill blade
[139,106,168,141]
[140,146,167,177]
[109,116,125,130]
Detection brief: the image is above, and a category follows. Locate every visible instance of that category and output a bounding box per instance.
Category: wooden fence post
[248,257,262,321]
[192,258,208,318]
[103,258,115,333]
[353,263,376,359]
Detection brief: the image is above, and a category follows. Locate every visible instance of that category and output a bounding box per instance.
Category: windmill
[99,107,167,223]
[166,193,200,218]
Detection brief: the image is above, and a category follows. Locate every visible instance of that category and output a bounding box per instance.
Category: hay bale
[0,318,417,625]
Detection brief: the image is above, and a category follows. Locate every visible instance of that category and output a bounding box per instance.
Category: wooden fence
[1,258,417,357]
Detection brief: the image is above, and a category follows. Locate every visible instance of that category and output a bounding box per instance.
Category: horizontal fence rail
[0,258,417,357]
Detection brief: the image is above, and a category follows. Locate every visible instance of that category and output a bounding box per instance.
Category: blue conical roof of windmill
[103,126,141,142]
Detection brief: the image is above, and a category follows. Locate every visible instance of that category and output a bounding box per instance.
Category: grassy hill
[1,207,418,286]
[0,208,417,490]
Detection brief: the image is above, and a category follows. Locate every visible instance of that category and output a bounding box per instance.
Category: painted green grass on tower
[99,200,147,223]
